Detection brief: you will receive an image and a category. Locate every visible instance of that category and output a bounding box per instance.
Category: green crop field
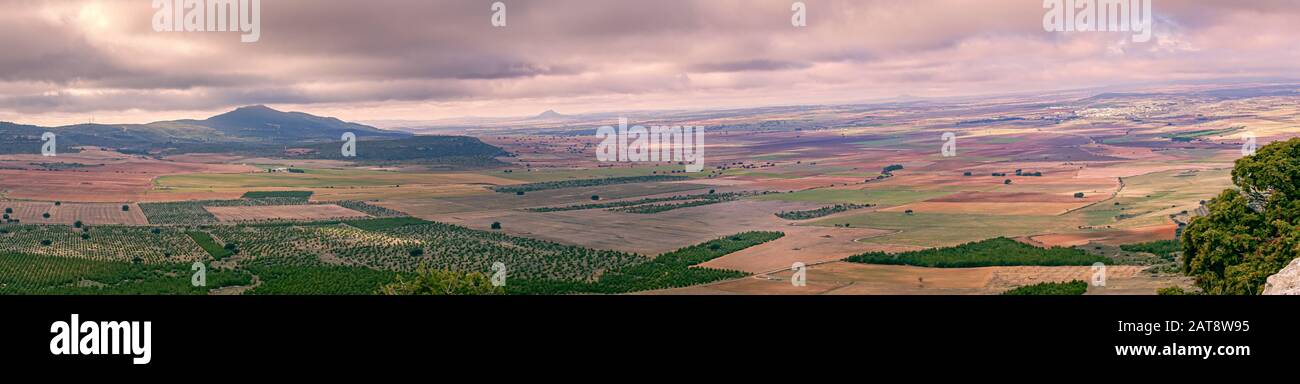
[812,211,1079,247]
[0,252,251,295]
[2,214,779,295]
[1069,168,1231,228]
[506,231,783,294]
[187,231,233,260]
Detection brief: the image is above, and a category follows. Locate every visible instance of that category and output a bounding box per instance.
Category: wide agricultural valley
[2,82,1296,295]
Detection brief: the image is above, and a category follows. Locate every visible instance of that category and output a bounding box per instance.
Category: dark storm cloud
[0,0,1298,124]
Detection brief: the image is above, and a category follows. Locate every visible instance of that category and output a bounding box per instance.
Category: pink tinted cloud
[0,0,1297,125]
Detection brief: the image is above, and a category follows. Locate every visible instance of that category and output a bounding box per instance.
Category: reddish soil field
[206,204,370,222]
[0,201,147,225]
[0,152,253,202]
[1027,224,1177,247]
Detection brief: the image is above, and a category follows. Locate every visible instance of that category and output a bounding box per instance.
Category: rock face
[1263,258,1300,295]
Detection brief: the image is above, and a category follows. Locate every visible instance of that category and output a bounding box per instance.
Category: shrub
[776,204,874,220]
[846,237,1106,268]
[1001,280,1088,295]
[1157,286,1198,295]
[241,191,313,199]
[380,263,502,295]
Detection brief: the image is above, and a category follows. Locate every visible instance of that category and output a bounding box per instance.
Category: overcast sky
[2,0,1299,126]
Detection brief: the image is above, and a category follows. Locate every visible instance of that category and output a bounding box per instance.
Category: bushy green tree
[1182,138,1300,294]
[379,263,503,295]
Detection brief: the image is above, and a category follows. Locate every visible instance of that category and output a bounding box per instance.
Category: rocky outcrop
[1263,258,1300,295]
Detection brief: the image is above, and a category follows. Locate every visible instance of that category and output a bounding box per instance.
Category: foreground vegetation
[242,255,397,295]
[506,232,783,294]
[1120,240,1180,257]
[379,263,504,295]
[0,225,207,263]
[1181,138,1300,294]
[186,231,234,260]
[845,237,1107,268]
[2,207,780,294]
[1001,280,1088,295]
[0,252,250,294]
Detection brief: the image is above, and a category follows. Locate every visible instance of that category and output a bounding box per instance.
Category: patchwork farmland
[4,83,1294,295]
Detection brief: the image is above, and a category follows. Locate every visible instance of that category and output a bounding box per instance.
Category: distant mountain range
[0,106,507,166]
[533,109,569,119]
